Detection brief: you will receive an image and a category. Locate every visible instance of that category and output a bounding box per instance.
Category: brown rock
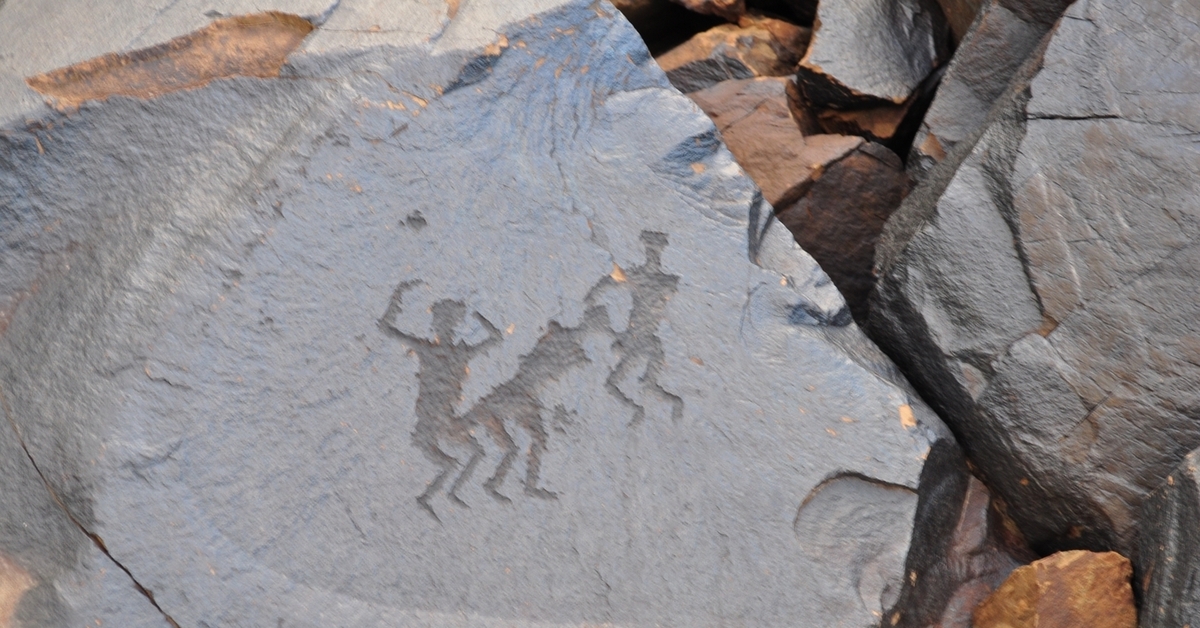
[776,141,907,322]
[972,551,1137,628]
[669,0,746,21]
[25,12,313,110]
[688,77,862,208]
[814,100,913,143]
[656,15,810,93]
[0,554,34,628]
[884,445,1035,628]
[611,0,728,55]
[936,0,986,43]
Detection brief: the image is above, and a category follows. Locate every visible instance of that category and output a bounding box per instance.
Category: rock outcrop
[795,0,948,108]
[0,1,970,626]
[972,550,1136,628]
[656,15,810,93]
[688,77,908,320]
[908,0,1073,177]
[869,0,1200,554]
[1138,449,1200,628]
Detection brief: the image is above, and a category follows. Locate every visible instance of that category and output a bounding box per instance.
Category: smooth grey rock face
[0,1,955,626]
[870,0,1200,554]
[908,0,1071,178]
[797,0,945,105]
[1139,449,1200,628]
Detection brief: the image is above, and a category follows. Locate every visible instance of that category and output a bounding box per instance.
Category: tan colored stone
[669,0,745,21]
[687,77,862,208]
[656,15,810,93]
[936,0,986,43]
[0,554,34,628]
[973,551,1137,628]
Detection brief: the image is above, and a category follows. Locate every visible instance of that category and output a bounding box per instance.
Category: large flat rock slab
[869,0,1200,554]
[1,1,958,626]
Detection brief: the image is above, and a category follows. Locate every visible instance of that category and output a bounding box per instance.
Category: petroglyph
[381,232,682,518]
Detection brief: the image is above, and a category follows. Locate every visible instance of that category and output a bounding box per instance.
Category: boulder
[0,1,970,626]
[656,14,810,93]
[909,0,1073,177]
[885,445,1034,628]
[972,551,1136,628]
[688,77,908,320]
[869,0,1200,554]
[1138,449,1200,628]
[669,0,744,21]
[795,0,949,108]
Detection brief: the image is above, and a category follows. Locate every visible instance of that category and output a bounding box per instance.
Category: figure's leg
[447,430,486,507]
[483,416,517,502]
[606,355,646,426]
[416,441,458,522]
[523,415,557,500]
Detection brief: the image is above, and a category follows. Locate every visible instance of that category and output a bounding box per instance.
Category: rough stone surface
[776,141,908,324]
[669,0,744,21]
[656,15,809,93]
[796,0,948,107]
[687,77,863,207]
[886,444,1033,628]
[972,550,1136,628]
[0,1,962,626]
[1138,449,1200,628]
[935,0,984,43]
[908,0,1072,177]
[869,0,1200,554]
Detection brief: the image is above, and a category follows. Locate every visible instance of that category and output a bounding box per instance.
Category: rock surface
[0,1,964,626]
[972,550,1136,628]
[1138,449,1200,628]
[934,0,984,43]
[885,443,1033,628]
[796,0,948,107]
[908,0,1072,177]
[669,0,744,21]
[775,141,908,324]
[656,15,809,93]
[869,0,1200,554]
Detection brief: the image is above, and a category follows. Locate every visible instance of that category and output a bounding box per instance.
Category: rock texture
[656,15,810,93]
[934,0,984,43]
[688,77,908,319]
[0,1,966,626]
[775,141,908,323]
[670,0,744,21]
[796,0,948,108]
[869,0,1200,554]
[1138,449,1200,628]
[972,551,1136,628]
[885,443,1033,628]
[908,0,1073,177]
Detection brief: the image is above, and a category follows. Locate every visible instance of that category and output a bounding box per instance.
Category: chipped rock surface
[656,15,810,93]
[0,1,963,626]
[1139,449,1200,628]
[869,0,1200,554]
[796,0,947,107]
[908,0,1072,177]
[972,550,1136,628]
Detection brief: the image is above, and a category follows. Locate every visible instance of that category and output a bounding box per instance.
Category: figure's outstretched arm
[379,280,424,345]
[473,311,505,350]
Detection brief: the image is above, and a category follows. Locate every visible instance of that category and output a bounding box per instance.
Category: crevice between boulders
[0,387,182,628]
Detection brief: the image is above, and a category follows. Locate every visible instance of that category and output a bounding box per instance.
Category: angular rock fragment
[775,141,907,323]
[669,0,745,21]
[656,14,810,93]
[0,1,966,626]
[885,442,1033,628]
[1138,449,1200,628]
[935,0,984,43]
[972,551,1136,628]
[869,0,1200,553]
[796,0,948,108]
[689,76,907,321]
[909,0,1072,177]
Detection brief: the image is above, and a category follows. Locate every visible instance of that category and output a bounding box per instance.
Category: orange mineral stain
[0,554,34,628]
[26,12,314,109]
